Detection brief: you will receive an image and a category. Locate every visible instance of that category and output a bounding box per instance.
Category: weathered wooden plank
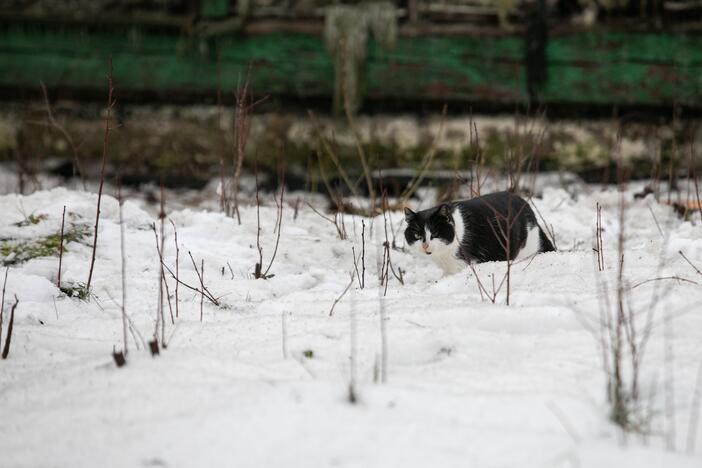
[541,62,702,105]
[548,31,702,65]
[1,24,701,108]
[365,36,526,102]
[201,0,231,18]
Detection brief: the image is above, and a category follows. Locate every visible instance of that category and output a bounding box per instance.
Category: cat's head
[404,204,456,256]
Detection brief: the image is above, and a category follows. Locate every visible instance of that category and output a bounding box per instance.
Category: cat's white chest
[426,208,466,275]
[429,246,464,275]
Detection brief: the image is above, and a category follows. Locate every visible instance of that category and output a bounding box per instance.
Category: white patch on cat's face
[409,226,451,256]
[423,226,453,255]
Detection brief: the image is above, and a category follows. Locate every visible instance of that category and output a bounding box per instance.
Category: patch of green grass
[12,213,48,227]
[59,282,91,300]
[1,223,92,266]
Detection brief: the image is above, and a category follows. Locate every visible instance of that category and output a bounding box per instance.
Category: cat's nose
[421,242,429,251]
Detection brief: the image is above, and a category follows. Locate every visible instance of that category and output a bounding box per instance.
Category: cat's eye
[414,233,422,240]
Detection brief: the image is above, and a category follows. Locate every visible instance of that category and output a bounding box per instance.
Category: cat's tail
[538,227,556,252]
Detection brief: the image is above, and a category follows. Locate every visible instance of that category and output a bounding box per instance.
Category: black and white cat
[404,191,555,274]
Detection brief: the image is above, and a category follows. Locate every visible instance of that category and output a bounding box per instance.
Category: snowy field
[1,180,702,468]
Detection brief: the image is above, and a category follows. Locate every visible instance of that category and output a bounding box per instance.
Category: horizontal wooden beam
[1,24,701,108]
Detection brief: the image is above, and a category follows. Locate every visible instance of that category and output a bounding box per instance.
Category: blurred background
[1,0,701,200]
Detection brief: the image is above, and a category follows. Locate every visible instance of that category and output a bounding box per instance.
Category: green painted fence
[1,22,701,108]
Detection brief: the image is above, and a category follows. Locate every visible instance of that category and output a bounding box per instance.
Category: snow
[1,182,701,468]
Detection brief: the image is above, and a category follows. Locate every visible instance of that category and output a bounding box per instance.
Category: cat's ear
[438,204,452,220]
[404,207,416,222]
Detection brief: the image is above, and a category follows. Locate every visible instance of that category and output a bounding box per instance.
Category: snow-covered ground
[1,182,701,468]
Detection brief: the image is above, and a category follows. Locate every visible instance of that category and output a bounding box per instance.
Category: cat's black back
[453,191,554,263]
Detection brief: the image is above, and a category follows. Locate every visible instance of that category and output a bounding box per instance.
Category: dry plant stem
[483,194,528,305]
[57,205,66,288]
[254,161,263,278]
[159,184,174,328]
[118,188,128,355]
[631,276,697,289]
[342,92,376,213]
[668,130,677,204]
[679,250,702,277]
[86,57,114,292]
[169,219,180,318]
[216,51,227,213]
[187,251,219,307]
[151,224,163,344]
[329,272,354,317]
[595,202,605,271]
[648,204,664,238]
[262,164,285,278]
[469,118,489,197]
[306,202,345,240]
[1,296,18,359]
[314,144,345,216]
[361,220,366,288]
[293,197,301,221]
[200,259,204,322]
[232,66,252,224]
[125,311,145,351]
[468,261,506,303]
[161,259,219,306]
[400,104,448,204]
[468,262,488,302]
[308,110,361,202]
[529,198,557,249]
[352,247,362,289]
[39,82,86,189]
[0,266,8,351]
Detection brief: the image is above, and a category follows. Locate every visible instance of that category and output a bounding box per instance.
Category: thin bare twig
[631,276,697,290]
[308,110,362,202]
[262,162,285,278]
[118,183,128,355]
[169,219,180,318]
[306,202,346,240]
[1,296,18,359]
[161,259,219,307]
[39,81,86,188]
[679,250,702,277]
[329,272,354,317]
[57,205,66,289]
[343,90,376,213]
[187,251,219,307]
[0,266,8,351]
[399,104,448,205]
[86,57,114,292]
[200,259,205,322]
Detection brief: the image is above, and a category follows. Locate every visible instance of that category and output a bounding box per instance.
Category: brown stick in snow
[39,81,86,189]
[118,182,128,355]
[86,57,115,292]
[1,296,18,359]
[169,219,180,318]
[57,205,66,289]
[329,272,354,317]
[200,259,205,322]
[0,266,8,351]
